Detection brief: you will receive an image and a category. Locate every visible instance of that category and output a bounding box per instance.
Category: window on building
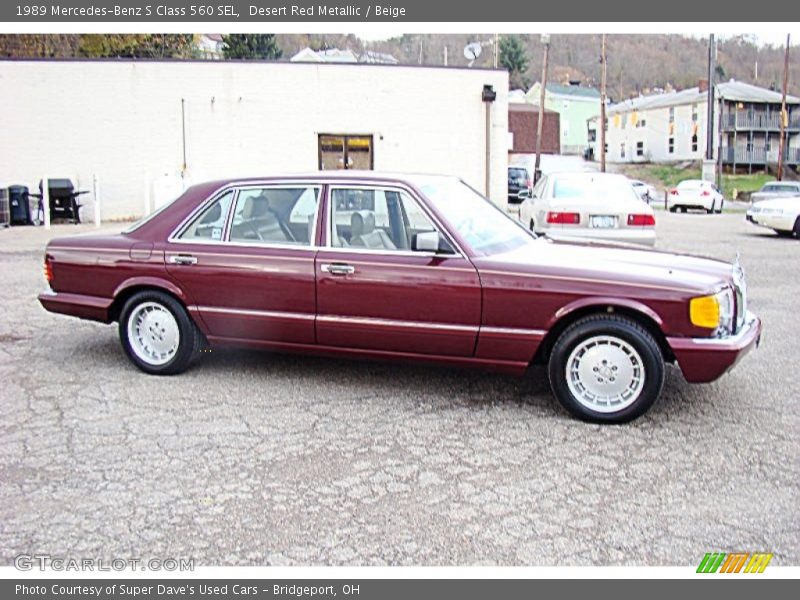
[636,119,646,128]
[636,141,644,156]
[588,128,597,142]
[669,107,675,124]
[692,104,698,122]
[604,118,608,131]
[621,115,626,130]
[620,143,626,159]
[691,134,699,152]
[319,134,374,170]
[668,137,675,154]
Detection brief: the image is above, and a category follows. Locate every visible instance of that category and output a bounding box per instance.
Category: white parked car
[750,181,800,203]
[746,196,800,237]
[668,179,724,214]
[630,179,658,203]
[519,172,656,246]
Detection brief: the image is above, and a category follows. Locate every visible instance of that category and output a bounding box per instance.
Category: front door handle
[169,254,198,266]
[321,263,355,276]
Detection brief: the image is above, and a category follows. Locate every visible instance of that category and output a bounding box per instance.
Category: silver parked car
[750,181,800,204]
[519,172,656,246]
[630,179,658,204]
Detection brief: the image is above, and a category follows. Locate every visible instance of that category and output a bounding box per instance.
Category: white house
[588,80,800,170]
[0,60,508,220]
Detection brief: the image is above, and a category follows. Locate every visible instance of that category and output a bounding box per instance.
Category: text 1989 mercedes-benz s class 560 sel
[39,172,761,423]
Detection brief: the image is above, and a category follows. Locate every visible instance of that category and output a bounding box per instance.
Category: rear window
[552,177,638,201]
[509,168,528,180]
[677,180,704,190]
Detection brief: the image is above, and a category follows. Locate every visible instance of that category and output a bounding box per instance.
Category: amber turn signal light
[689,295,720,329]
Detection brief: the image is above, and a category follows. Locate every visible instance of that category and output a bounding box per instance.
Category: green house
[526,82,601,155]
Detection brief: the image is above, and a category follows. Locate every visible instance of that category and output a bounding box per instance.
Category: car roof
[192,171,460,189]
[547,172,630,182]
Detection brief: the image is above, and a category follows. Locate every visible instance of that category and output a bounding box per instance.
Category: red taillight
[43,255,53,283]
[700,190,710,196]
[627,214,656,226]
[547,211,581,225]
[669,189,679,195]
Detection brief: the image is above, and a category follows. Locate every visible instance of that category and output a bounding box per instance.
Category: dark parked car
[508,166,533,204]
[39,172,760,423]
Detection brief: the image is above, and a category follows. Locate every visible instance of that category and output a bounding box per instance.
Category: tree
[221,34,283,60]
[0,34,79,58]
[499,35,530,89]
[78,34,194,58]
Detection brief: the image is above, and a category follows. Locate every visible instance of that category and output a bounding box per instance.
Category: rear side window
[229,187,320,246]
[177,191,234,241]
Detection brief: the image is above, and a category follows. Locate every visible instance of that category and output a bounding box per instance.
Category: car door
[315,184,481,357]
[164,184,322,345]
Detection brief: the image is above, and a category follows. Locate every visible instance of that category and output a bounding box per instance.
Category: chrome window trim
[167,182,323,248]
[325,182,467,259]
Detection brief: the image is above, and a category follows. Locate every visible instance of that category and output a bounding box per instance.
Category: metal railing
[721,113,800,130]
[721,145,800,164]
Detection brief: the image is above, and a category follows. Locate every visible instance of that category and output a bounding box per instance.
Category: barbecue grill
[31,179,89,223]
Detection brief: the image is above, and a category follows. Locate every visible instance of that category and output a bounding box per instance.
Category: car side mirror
[412,231,454,254]
[518,189,532,199]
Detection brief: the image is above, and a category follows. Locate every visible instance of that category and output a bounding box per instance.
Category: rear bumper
[38,289,112,323]
[667,312,762,383]
[539,227,657,247]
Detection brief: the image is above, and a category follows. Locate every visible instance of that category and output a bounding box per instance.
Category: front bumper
[746,212,795,232]
[667,311,762,383]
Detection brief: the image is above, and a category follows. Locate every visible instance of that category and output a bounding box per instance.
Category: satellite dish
[464,42,482,66]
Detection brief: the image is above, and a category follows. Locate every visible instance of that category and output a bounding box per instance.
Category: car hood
[481,236,733,294]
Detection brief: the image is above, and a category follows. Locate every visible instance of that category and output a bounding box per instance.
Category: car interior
[330,188,438,251]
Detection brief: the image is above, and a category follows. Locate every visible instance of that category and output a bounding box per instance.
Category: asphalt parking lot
[0,211,798,567]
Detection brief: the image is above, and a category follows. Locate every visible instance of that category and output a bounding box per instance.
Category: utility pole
[534,34,551,183]
[705,34,715,162]
[600,34,607,173]
[494,34,499,68]
[777,33,791,181]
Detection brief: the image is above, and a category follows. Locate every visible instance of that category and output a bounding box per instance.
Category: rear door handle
[169,254,198,266]
[321,263,355,276]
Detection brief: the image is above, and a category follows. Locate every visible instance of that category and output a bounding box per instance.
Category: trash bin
[8,185,32,225]
[0,188,9,227]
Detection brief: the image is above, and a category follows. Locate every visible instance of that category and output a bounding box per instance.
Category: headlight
[690,288,734,334]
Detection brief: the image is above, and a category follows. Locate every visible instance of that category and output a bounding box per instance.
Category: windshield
[552,176,639,201]
[418,178,535,255]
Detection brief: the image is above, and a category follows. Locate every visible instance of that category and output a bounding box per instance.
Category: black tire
[668,206,677,213]
[547,314,665,424]
[118,290,201,375]
[715,200,724,214]
[794,216,800,237]
[529,218,536,232]
[680,206,687,213]
[707,201,715,214]
[775,229,794,238]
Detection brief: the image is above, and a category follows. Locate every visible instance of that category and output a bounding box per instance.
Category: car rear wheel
[668,206,677,213]
[794,216,800,237]
[119,290,201,375]
[547,315,665,423]
[715,200,724,214]
[680,206,687,213]
[707,201,715,214]
[529,218,536,232]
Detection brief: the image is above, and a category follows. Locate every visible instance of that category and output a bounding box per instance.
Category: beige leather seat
[350,210,396,250]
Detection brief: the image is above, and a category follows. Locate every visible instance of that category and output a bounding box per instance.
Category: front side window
[229,187,320,245]
[178,191,234,241]
[330,187,439,251]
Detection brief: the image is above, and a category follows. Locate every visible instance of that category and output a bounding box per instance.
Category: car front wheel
[547,315,665,423]
[119,290,201,375]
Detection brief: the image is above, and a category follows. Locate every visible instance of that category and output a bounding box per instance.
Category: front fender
[548,296,664,330]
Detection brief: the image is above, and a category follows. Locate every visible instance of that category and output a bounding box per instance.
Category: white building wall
[601,102,709,164]
[0,60,508,220]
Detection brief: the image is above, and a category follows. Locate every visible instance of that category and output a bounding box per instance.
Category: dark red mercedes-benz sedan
[38,172,760,423]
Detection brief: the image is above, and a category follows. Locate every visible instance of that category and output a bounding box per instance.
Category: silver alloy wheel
[565,335,645,413]
[127,301,180,366]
